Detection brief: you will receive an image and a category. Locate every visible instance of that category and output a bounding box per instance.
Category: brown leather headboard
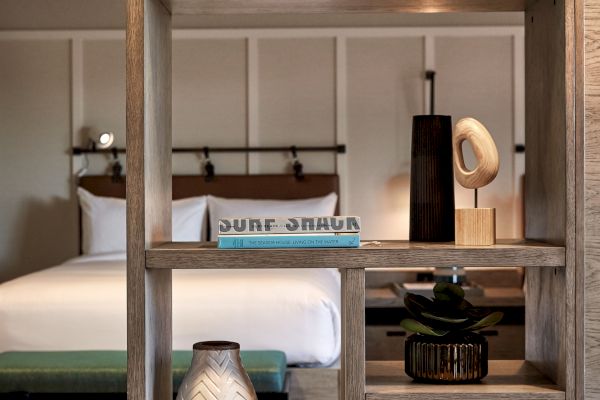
[78,174,339,202]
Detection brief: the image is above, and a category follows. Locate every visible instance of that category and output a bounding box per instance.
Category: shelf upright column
[341,268,365,400]
[524,0,575,396]
[126,0,173,399]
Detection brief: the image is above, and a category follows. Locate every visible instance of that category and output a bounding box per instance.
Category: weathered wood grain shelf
[163,0,526,14]
[146,240,565,269]
[365,360,565,400]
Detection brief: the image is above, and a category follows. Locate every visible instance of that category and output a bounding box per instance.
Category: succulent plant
[400,282,503,337]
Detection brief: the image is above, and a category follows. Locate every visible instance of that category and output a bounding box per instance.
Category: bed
[0,174,342,367]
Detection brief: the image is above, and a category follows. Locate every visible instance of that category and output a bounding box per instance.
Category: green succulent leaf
[465,307,492,318]
[400,318,448,336]
[433,282,465,301]
[464,311,504,331]
[404,293,435,318]
[457,299,474,310]
[421,311,469,324]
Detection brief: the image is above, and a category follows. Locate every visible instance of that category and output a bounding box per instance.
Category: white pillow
[207,193,338,241]
[77,188,207,255]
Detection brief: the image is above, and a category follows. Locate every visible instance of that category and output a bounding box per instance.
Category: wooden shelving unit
[126,0,586,399]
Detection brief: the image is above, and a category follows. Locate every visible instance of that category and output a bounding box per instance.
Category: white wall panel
[0,40,77,282]
[82,39,126,175]
[256,38,336,174]
[173,39,247,174]
[346,37,425,240]
[435,36,518,238]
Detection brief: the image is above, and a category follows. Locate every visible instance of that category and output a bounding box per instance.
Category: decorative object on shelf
[409,115,455,242]
[453,117,499,245]
[176,341,258,400]
[400,282,503,383]
[217,216,361,249]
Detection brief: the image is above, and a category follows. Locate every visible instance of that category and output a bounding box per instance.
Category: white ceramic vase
[176,341,258,400]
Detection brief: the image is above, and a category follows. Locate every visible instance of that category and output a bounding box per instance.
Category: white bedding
[0,253,341,366]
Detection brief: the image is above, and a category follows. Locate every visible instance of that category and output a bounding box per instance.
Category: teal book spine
[218,234,360,249]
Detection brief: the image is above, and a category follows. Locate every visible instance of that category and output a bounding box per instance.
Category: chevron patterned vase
[176,341,258,400]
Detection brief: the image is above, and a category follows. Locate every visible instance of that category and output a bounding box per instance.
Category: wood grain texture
[524,0,571,392]
[574,0,584,398]
[455,208,496,246]
[126,0,172,399]
[583,1,600,399]
[146,240,565,269]
[453,118,499,190]
[341,268,365,400]
[365,360,565,399]
[565,0,579,398]
[287,367,339,400]
[163,0,525,14]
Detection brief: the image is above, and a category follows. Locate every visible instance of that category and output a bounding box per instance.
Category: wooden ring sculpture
[453,118,499,189]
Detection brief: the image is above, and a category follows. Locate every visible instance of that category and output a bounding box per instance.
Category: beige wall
[0,39,78,282]
[0,25,524,281]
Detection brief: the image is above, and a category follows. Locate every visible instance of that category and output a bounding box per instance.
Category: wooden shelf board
[366,360,565,400]
[163,0,525,15]
[146,240,565,269]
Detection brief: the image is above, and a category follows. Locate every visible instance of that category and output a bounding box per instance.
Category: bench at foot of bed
[0,350,288,400]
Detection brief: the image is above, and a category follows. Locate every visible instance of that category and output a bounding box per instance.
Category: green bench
[0,351,287,399]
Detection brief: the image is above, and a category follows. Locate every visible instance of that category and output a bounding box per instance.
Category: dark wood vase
[405,332,488,383]
[409,115,455,242]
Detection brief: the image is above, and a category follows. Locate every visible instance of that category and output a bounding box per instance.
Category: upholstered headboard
[78,174,339,202]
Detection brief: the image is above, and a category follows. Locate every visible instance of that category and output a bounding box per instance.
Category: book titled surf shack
[218,216,361,235]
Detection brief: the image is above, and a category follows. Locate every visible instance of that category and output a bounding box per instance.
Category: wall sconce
[94,132,115,150]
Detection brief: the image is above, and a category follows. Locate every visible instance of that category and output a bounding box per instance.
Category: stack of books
[217,216,361,249]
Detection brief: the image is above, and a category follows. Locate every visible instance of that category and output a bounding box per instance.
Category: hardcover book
[217,233,360,249]
[218,216,361,235]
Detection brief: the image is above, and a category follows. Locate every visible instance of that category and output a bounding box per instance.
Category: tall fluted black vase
[409,115,455,242]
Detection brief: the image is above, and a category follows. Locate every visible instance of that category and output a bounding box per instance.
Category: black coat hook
[290,146,304,181]
[111,148,123,182]
[203,147,215,182]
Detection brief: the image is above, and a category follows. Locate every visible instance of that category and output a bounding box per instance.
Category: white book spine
[218,216,361,235]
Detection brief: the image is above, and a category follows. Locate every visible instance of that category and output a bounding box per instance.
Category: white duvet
[0,253,341,366]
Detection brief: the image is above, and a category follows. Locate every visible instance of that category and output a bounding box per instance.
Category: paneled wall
[0,27,523,281]
[0,39,78,282]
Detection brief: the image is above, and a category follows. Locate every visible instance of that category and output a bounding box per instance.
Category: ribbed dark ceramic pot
[405,332,488,383]
[409,115,455,242]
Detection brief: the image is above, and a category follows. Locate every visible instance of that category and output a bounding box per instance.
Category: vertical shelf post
[341,268,365,400]
[126,0,173,399]
[524,0,575,396]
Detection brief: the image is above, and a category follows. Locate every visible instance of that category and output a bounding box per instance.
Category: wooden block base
[455,208,496,246]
